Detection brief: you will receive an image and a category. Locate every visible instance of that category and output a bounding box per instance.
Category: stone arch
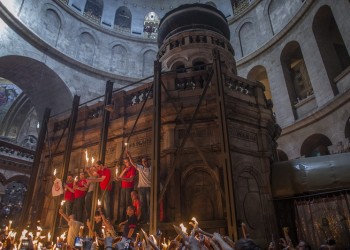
[0,56,73,118]
[239,21,257,56]
[181,164,222,220]
[5,175,29,186]
[247,65,272,100]
[40,6,62,46]
[83,0,103,24]
[110,44,128,74]
[114,6,132,32]
[191,57,209,71]
[268,0,291,35]
[313,5,349,94]
[277,149,288,161]
[300,133,332,157]
[142,50,157,77]
[77,31,96,65]
[280,41,314,118]
[171,60,187,73]
[234,165,266,238]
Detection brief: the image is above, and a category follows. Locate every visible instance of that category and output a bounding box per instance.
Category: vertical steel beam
[20,108,51,226]
[91,80,114,224]
[150,61,161,234]
[212,49,238,240]
[99,80,114,161]
[52,95,80,236]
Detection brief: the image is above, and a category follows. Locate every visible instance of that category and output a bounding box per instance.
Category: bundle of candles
[0,221,64,250]
[1,218,267,250]
[138,217,236,250]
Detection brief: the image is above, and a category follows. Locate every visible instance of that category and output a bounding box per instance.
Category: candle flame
[28,232,34,238]
[98,199,101,206]
[48,232,51,241]
[74,176,78,182]
[85,149,89,162]
[53,169,57,176]
[60,231,66,240]
[37,226,43,231]
[92,157,95,165]
[124,142,128,146]
[191,217,198,224]
[150,235,157,245]
[9,220,12,224]
[180,223,187,234]
[61,200,65,206]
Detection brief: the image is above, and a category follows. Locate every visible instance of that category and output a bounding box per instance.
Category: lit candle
[53,169,57,176]
[79,226,84,237]
[115,167,119,178]
[124,142,128,150]
[5,226,8,235]
[98,199,101,207]
[48,232,51,242]
[74,176,78,182]
[85,149,89,165]
[179,223,187,235]
[241,222,247,239]
[91,157,95,165]
[8,220,12,230]
[61,200,65,207]
[191,217,198,225]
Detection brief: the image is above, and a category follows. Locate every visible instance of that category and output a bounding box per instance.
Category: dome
[157,3,230,47]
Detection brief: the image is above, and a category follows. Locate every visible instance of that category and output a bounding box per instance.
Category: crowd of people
[61,151,151,226]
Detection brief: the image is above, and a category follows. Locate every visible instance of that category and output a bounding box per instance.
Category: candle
[8,220,12,230]
[79,226,84,237]
[85,149,89,164]
[74,176,78,182]
[124,142,128,150]
[179,223,187,234]
[48,232,51,242]
[98,199,101,207]
[241,222,247,239]
[53,169,57,176]
[5,226,8,235]
[115,167,119,178]
[91,157,95,165]
[191,217,198,225]
[61,200,66,207]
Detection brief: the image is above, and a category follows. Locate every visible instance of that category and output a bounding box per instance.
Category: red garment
[64,182,74,202]
[132,198,141,219]
[121,166,136,188]
[97,167,112,191]
[74,179,87,198]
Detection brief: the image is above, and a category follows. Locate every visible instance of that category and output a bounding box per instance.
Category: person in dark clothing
[116,206,137,250]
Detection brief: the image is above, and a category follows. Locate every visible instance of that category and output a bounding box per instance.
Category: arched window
[300,134,332,157]
[77,32,96,65]
[281,41,315,118]
[83,0,102,24]
[142,50,156,77]
[114,6,131,33]
[239,22,257,56]
[247,65,272,101]
[193,61,206,71]
[345,116,350,141]
[313,5,349,94]
[110,45,127,74]
[144,12,160,39]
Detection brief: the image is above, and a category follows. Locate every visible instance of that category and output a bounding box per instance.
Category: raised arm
[59,208,69,222]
